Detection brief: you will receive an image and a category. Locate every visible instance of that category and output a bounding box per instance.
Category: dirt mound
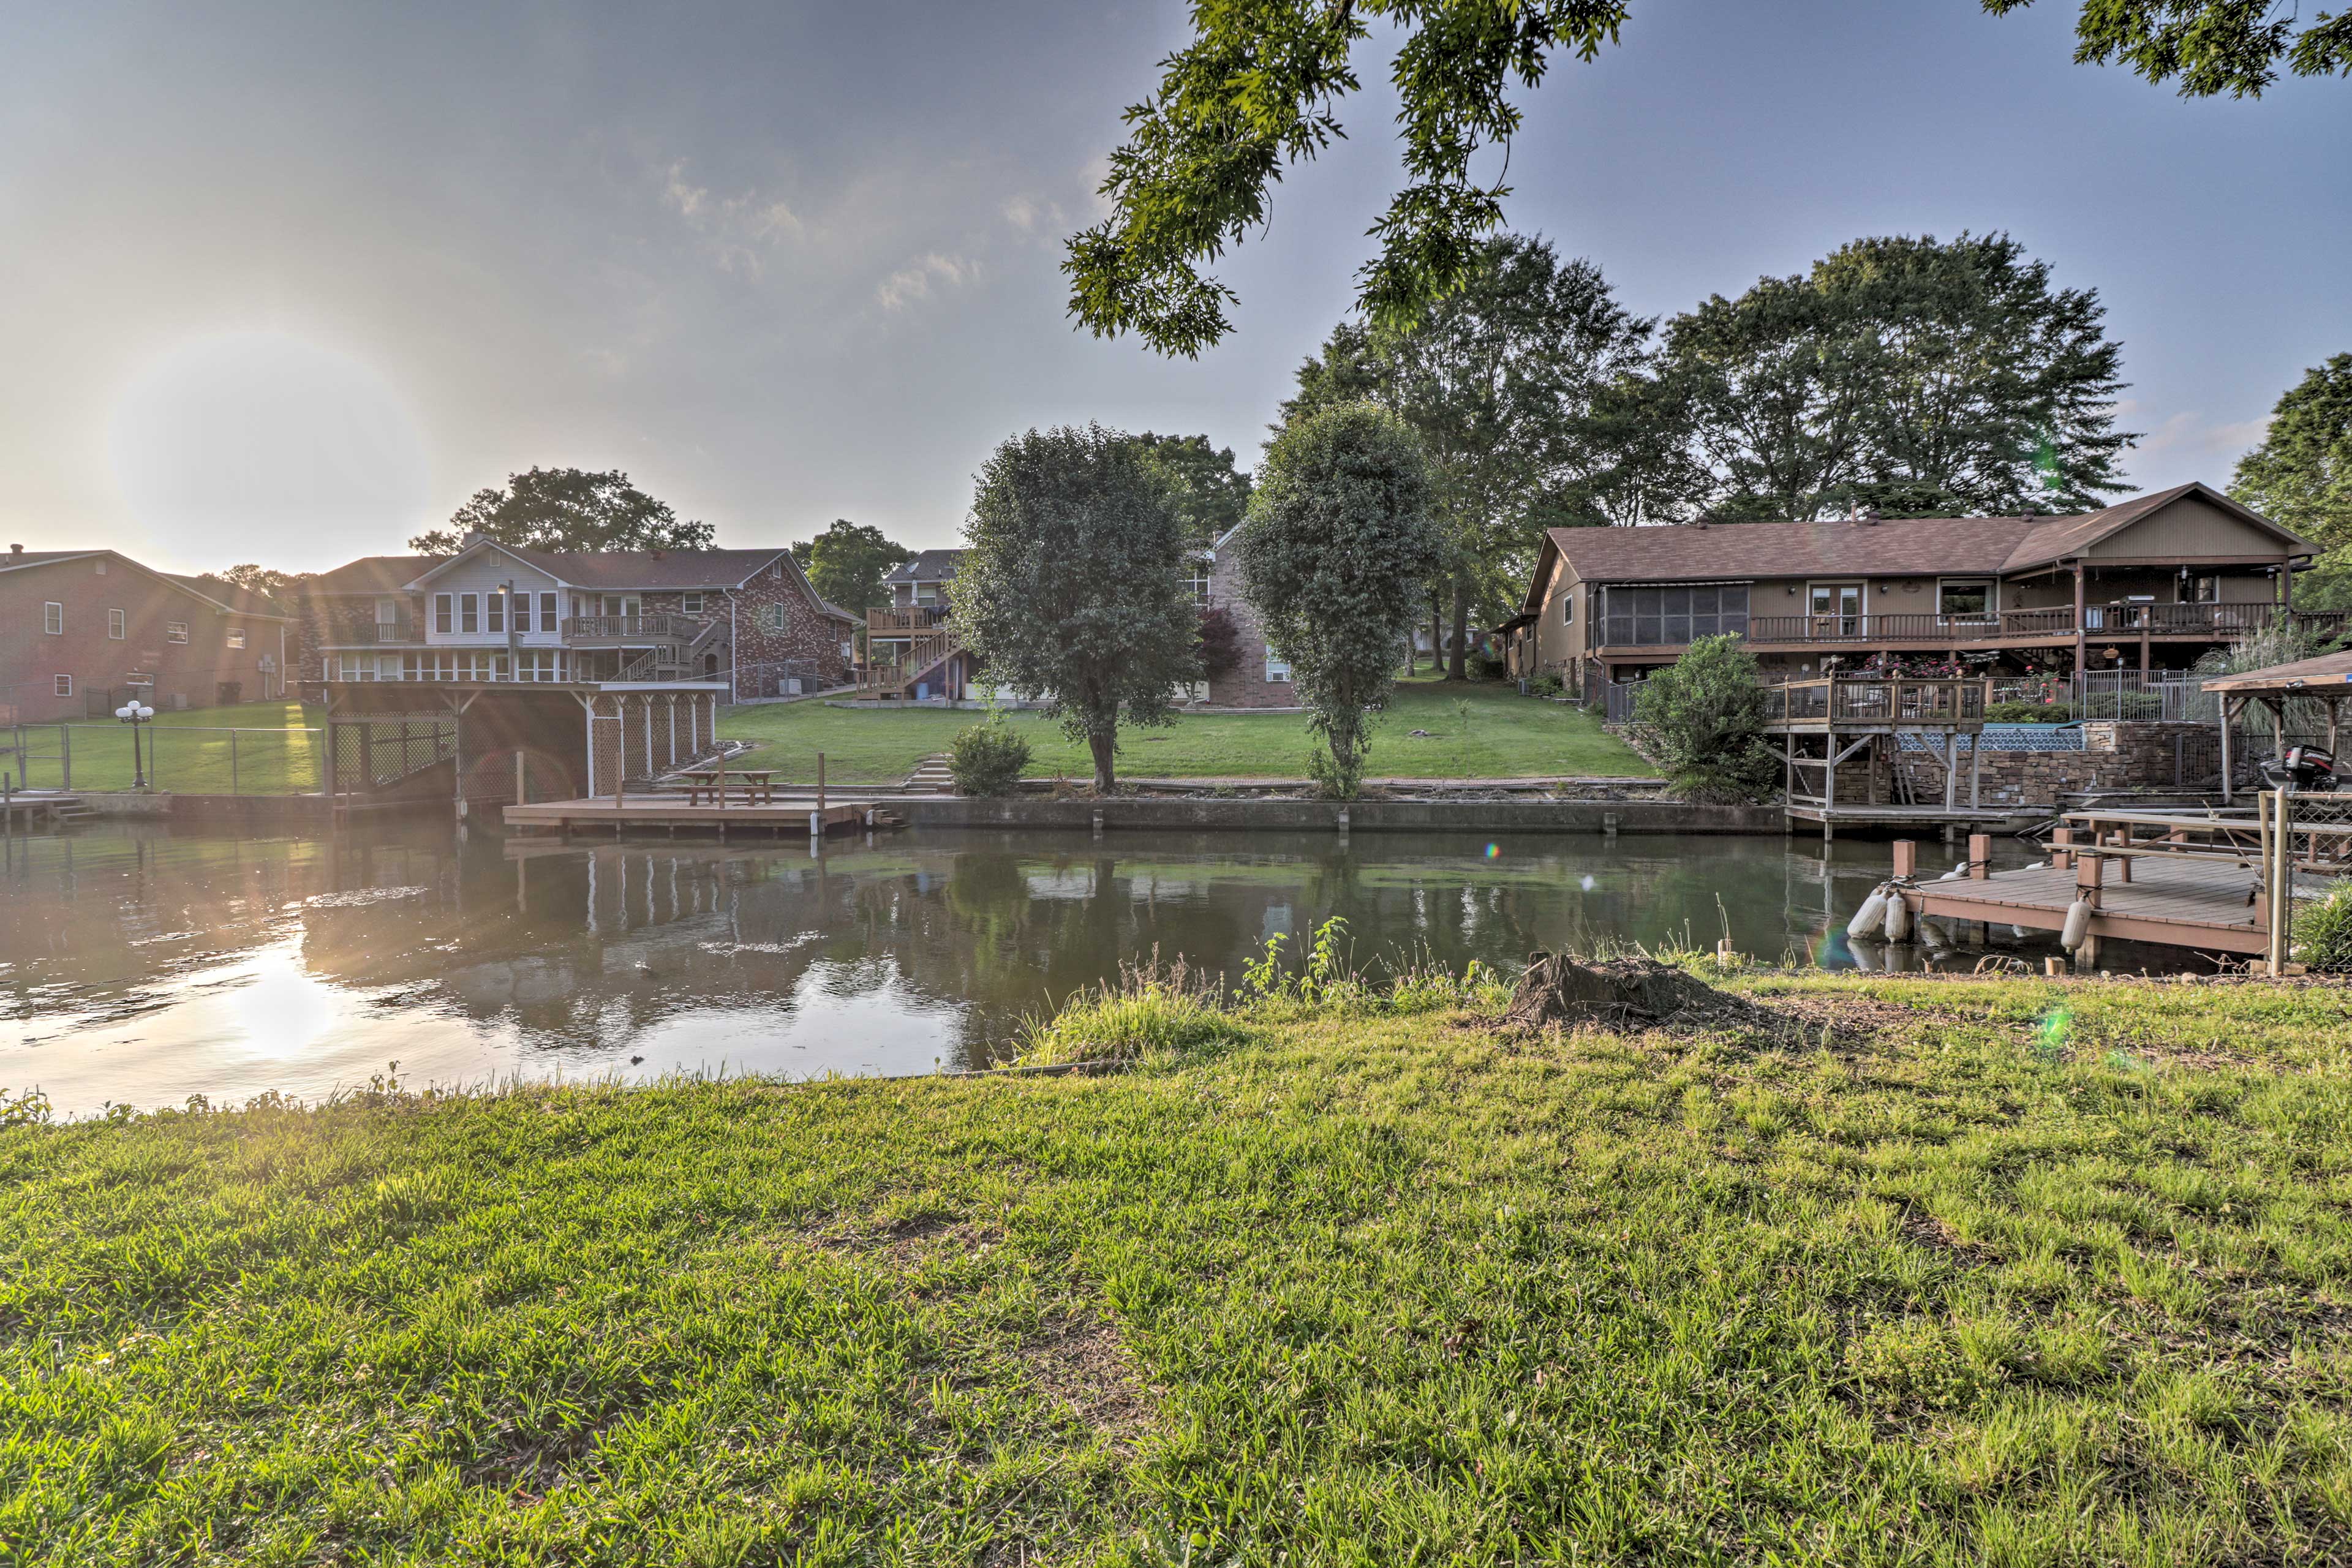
[1498,952,1784,1034]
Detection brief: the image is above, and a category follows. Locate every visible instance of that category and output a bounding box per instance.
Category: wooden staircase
[859,624,963,699]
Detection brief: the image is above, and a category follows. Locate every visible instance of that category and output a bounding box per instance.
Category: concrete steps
[903,754,956,793]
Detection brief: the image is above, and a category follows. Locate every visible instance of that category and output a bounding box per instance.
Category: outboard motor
[2259,745,2339,794]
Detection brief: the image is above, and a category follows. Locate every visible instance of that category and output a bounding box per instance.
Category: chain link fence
[2,722,327,794]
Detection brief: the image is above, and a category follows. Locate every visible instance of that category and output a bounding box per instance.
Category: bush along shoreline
[6,948,2352,1563]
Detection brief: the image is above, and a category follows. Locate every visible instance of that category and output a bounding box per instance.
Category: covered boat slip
[2203,649,2352,805]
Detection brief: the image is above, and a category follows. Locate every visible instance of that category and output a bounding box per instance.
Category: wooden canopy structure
[2202,650,2352,803]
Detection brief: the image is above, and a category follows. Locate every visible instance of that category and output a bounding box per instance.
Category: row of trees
[957,411,1436,796]
[1275,229,2139,677]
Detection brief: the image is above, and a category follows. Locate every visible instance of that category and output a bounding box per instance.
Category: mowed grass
[6,970,2352,1563]
[6,702,322,794]
[717,676,1653,784]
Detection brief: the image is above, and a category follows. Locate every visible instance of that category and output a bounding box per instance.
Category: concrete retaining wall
[71,793,440,827]
[895,796,1781,835]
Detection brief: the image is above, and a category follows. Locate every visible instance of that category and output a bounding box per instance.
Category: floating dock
[503,796,897,838]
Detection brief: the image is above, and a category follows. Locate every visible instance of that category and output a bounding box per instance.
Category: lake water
[3,821,2117,1117]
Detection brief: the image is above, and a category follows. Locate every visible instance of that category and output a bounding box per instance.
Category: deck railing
[1765,677,1990,727]
[867,605,953,636]
[1625,604,2332,650]
[561,614,699,641]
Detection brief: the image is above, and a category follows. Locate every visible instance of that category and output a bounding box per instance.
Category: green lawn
[4,968,2350,1563]
[4,702,322,794]
[718,677,1653,784]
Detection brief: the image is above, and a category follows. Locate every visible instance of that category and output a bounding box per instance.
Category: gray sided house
[1500,483,2329,694]
[295,536,859,702]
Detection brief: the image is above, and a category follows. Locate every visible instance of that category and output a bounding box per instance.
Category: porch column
[666,695,678,769]
[643,697,654,778]
[2071,561,2087,677]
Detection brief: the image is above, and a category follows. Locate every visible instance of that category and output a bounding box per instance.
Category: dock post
[1091,807,1104,838]
[817,752,826,818]
[2051,826,2073,871]
[1967,834,1991,880]
[1891,840,1917,880]
[2075,853,2104,970]
[2266,789,2292,974]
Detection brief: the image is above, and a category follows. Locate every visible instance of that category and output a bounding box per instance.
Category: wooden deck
[1907,854,2270,956]
[503,796,895,837]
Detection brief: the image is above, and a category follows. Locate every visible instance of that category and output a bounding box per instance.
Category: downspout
[729,590,738,700]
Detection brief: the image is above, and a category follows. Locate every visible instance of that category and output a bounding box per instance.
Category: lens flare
[2034,1006,2071,1056]
[1483,842,1499,859]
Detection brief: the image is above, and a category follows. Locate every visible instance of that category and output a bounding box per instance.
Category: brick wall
[1,556,286,722]
[726,561,852,699]
[1891,721,2221,805]
[1203,541,1300,709]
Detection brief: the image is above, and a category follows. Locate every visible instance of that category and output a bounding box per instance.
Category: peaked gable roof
[402,539,796,592]
[883,549,964,585]
[1530,484,2310,601]
[303,556,439,595]
[2,548,290,619]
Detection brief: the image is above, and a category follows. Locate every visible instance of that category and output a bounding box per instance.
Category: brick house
[0,543,292,723]
[292,535,858,703]
[1501,482,2329,695]
[1200,522,1300,709]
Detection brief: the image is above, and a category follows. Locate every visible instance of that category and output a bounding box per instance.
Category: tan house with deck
[1499,482,2330,694]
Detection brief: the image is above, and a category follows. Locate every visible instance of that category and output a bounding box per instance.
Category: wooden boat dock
[1893,804,2350,964]
[1765,676,1999,840]
[503,795,898,839]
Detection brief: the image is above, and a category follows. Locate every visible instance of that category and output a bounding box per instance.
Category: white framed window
[376,596,399,625]
[228,627,247,649]
[42,601,62,635]
[108,608,126,639]
[165,621,189,644]
[757,603,786,633]
[682,592,704,616]
[1937,579,1995,622]
[1561,594,1574,625]
[93,559,106,575]
[1264,646,1292,683]
[511,592,530,633]
[434,593,453,633]
[1187,567,1213,607]
[487,592,505,634]
[52,674,72,697]
[539,591,557,630]
[459,593,479,633]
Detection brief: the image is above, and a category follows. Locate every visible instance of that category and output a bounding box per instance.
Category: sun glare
[108,331,432,569]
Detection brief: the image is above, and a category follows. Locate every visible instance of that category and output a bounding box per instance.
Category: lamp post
[115,700,155,790]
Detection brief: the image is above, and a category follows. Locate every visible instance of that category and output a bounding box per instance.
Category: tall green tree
[1238,404,1441,797]
[2233,353,2352,606]
[952,426,1199,793]
[409,468,712,556]
[1129,434,1254,546]
[1610,233,2135,522]
[1281,235,1651,677]
[1983,0,2352,97]
[790,520,914,612]
[1068,1,2338,355]
[202,564,307,601]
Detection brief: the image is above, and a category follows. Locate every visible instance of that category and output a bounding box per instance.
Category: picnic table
[679,766,777,806]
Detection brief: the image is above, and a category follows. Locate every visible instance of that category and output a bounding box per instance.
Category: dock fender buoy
[1847,886,1890,940]
[1884,891,1912,943]
[2060,897,2092,952]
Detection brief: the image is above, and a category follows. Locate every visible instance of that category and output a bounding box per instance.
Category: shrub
[2294,884,2352,972]
[948,716,1031,796]
[1987,700,2075,723]
[1632,635,1776,802]
[1529,673,1564,698]
[1469,650,1507,680]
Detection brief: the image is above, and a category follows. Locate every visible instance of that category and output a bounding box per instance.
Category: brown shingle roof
[303,555,439,595]
[1545,483,2312,589]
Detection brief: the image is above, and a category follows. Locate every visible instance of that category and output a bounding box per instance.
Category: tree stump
[1500,952,1773,1032]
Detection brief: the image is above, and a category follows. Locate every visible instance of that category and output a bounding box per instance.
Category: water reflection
[6,823,2077,1116]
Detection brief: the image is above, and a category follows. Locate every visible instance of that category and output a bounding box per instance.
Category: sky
[1,1,2346,576]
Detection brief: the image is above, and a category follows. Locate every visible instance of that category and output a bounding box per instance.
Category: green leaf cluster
[1237,403,1442,797]
[1629,633,1777,802]
[789,521,914,617]
[952,426,1200,792]
[409,467,710,557]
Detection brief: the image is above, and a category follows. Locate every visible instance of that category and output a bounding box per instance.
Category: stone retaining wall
[895,796,1782,835]
[1891,720,2219,807]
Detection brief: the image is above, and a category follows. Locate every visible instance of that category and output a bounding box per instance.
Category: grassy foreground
[6,965,2352,1564]
[717,676,1652,783]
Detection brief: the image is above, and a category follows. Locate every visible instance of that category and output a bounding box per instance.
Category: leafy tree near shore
[1237,403,1441,798]
[790,520,914,614]
[2233,353,2352,606]
[409,467,712,556]
[1129,433,1253,546]
[952,426,1198,793]
[1281,235,1651,678]
[1065,1,2332,355]
[202,564,309,601]
[1607,233,2134,521]
[1631,633,1776,802]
